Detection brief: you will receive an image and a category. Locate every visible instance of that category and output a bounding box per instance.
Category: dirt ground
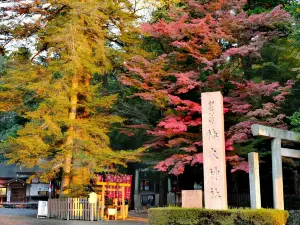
[0,208,148,225]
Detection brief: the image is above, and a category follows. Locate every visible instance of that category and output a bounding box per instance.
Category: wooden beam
[251,124,300,142]
[100,186,105,220]
[95,182,130,187]
[121,186,125,220]
[93,188,122,192]
[281,148,300,158]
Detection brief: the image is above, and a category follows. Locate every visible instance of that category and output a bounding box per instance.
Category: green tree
[290,111,300,132]
[246,0,300,120]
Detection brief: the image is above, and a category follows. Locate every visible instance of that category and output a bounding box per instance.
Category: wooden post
[121,186,125,220]
[90,203,94,221]
[272,138,284,210]
[101,185,105,220]
[67,198,69,220]
[97,196,100,221]
[48,199,51,218]
[248,152,261,209]
[59,198,61,219]
[78,198,80,220]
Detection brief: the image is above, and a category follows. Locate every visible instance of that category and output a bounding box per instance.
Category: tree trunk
[103,74,108,90]
[61,76,78,196]
[159,173,168,207]
[242,56,252,80]
[68,73,92,193]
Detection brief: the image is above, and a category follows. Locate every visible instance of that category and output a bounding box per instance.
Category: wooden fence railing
[228,194,250,207]
[48,198,101,221]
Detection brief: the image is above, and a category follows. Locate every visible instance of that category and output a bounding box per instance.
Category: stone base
[182,190,203,208]
[134,194,141,210]
[155,194,159,206]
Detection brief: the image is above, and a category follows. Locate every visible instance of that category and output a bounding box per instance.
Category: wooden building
[0,163,49,203]
[133,167,176,209]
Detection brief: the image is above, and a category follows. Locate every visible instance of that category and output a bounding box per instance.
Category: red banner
[105,174,132,200]
[97,174,103,182]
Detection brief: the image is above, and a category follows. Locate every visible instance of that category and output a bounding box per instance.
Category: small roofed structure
[93,181,131,220]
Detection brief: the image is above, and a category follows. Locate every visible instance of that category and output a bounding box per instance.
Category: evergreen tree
[0,0,143,196]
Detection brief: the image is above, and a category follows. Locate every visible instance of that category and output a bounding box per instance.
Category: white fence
[48,198,100,221]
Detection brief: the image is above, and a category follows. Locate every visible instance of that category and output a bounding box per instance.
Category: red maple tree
[121,0,293,175]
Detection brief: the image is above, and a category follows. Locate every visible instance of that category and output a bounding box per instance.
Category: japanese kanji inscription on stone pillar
[201,92,228,210]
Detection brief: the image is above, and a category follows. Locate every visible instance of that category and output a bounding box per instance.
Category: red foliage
[119,129,135,137]
[121,0,293,175]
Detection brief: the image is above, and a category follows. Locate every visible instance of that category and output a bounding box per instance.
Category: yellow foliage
[1,0,143,191]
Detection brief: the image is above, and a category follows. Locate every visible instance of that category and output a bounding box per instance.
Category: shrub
[148,207,288,225]
[287,210,300,225]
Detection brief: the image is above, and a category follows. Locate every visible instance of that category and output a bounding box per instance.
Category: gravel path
[0,208,148,225]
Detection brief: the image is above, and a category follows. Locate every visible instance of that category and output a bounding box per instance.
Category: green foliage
[148,207,289,225]
[285,1,300,21]
[0,55,7,74]
[245,0,291,13]
[290,112,300,132]
[0,112,22,141]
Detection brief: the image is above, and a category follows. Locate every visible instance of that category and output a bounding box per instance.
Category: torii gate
[251,124,300,210]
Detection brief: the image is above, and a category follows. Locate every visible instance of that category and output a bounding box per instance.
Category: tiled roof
[0,163,39,178]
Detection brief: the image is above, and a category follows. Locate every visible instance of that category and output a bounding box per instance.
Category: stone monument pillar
[201,91,228,210]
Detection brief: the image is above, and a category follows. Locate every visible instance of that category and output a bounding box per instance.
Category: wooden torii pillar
[251,124,300,210]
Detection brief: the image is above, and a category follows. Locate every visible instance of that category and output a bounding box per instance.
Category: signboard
[182,190,203,208]
[7,189,11,202]
[48,181,52,193]
[105,174,132,200]
[37,201,48,218]
[89,192,98,204]
[201,92,228,210]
